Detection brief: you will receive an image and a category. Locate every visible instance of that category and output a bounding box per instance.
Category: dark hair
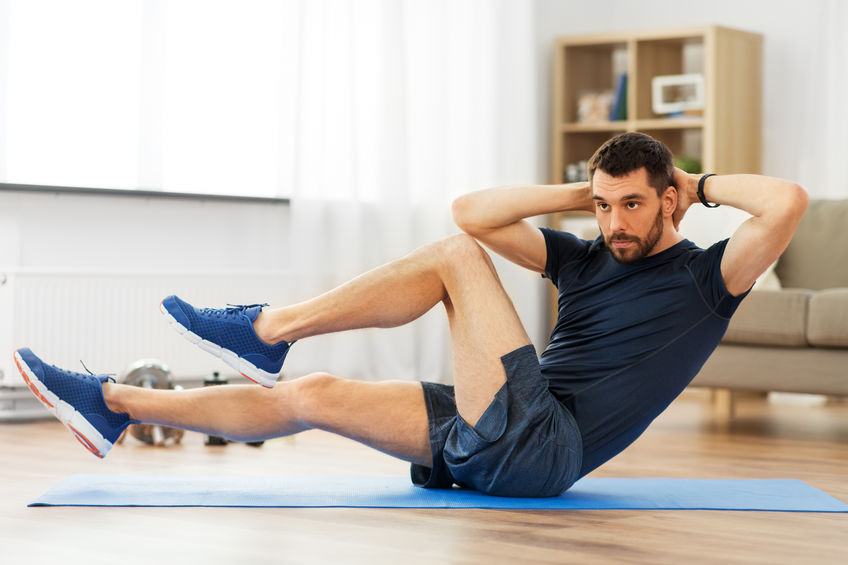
[587,132,674,196]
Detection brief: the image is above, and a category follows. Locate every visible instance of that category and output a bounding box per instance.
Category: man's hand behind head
[671,167,697,230]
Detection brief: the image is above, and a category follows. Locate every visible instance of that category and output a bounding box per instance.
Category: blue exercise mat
[29,475,848,512]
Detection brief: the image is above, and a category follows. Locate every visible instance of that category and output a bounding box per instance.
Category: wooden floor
[1,389,846,564]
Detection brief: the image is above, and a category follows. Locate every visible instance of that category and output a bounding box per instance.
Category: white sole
[14,350,113,458]
[159,301,278,388]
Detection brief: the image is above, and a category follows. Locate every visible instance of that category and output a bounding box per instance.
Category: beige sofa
[692,199,848,404]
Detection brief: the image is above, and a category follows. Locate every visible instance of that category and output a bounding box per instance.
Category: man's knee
[289,372,341,421]
[439,233,495,272]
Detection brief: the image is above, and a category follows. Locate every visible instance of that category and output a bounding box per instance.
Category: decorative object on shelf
[609,73,628,121]
[674,155,702,174]
[651,73,705,116]
[576,90,614,123]
[564,160,589,183]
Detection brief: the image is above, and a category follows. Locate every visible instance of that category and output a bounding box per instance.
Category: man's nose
[609,208,628,232]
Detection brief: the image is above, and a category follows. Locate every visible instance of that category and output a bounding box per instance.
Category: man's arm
[674,169,809,296]
[451,183,594,274]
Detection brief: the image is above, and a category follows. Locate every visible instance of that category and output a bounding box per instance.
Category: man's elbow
[766,182,808,232]
[451,195,479,234]
[783,182,809,221]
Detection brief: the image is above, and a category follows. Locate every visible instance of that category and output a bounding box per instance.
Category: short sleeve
[540,227,591,287]
[686,238,751,319]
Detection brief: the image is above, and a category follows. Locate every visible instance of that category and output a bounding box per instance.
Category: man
[14,133,807,497]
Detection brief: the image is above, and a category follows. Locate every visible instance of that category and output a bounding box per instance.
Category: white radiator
[0,269,294,388]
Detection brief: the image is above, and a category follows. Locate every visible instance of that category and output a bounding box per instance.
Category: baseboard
[0,386,50,422]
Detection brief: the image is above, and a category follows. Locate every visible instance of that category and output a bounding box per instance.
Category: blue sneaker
[160,295,291,388]
[13,348,137,458]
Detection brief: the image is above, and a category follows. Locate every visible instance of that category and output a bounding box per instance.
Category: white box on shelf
[651,73,705,115]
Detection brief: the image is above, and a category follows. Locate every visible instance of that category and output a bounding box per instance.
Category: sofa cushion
[775,199,848,290]
[722,289,811,346]
[807,288,848,347]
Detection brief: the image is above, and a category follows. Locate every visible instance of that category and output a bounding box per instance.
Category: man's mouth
[610,236,637,249]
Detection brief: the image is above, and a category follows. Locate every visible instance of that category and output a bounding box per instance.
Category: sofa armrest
[723,289,811,347]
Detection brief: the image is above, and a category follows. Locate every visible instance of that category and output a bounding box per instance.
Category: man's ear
[662,185,678,216]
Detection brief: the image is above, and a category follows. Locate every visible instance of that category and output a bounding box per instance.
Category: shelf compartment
[634,36,705,121]
[642,128,704,170]
[558,41,628,124]
[556,130,627,182]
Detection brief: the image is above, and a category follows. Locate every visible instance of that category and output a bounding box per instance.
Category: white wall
[533,0,848,199]
[0,189,292,384]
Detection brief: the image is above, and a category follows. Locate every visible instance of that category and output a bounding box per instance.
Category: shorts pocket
[445,382,509,461]
[466,383,510,443]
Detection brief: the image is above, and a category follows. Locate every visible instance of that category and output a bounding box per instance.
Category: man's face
[591,167,666,264]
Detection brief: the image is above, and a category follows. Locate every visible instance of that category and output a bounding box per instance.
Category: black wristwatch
[697,173,719,208]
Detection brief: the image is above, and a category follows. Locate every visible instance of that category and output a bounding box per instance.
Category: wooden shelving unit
[550,26,763,189]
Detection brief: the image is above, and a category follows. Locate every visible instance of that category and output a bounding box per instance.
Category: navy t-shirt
[539,227,749,477]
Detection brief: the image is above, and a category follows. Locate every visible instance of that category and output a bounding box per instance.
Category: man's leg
[108,234,531,462]
[104,376,432,465]
[253,233,532,425]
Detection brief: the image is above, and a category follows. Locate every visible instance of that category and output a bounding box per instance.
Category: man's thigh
[437,235,533,426]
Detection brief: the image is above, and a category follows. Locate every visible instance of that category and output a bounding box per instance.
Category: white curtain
[282,0,539,382]
[762,0,848,199]
[809,0,848,198]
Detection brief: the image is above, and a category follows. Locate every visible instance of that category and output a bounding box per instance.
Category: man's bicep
[474,220,548,274]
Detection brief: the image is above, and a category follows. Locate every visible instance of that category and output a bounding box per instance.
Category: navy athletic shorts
[411,344,583,497]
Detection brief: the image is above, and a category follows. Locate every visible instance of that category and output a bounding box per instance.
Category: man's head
[587,133,679,264]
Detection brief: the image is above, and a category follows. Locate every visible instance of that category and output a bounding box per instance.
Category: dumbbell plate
[121,359,172,389]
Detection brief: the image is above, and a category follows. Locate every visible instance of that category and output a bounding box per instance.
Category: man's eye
[626,202,639,209]
[597,202,609,211]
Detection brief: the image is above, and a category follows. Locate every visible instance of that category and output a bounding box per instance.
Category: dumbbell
[118,359,185,447]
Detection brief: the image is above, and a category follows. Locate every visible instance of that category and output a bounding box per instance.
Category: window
[1,0,289,198]
[4,0,142,190]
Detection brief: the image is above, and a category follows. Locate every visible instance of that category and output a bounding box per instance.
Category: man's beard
[605,208,664,264]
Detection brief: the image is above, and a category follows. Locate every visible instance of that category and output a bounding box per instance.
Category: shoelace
[200,303,269,319]
[79,360,117,383]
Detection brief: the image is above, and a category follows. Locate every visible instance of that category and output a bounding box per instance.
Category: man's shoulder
[679,238,731,267]
[540,227,595,247]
